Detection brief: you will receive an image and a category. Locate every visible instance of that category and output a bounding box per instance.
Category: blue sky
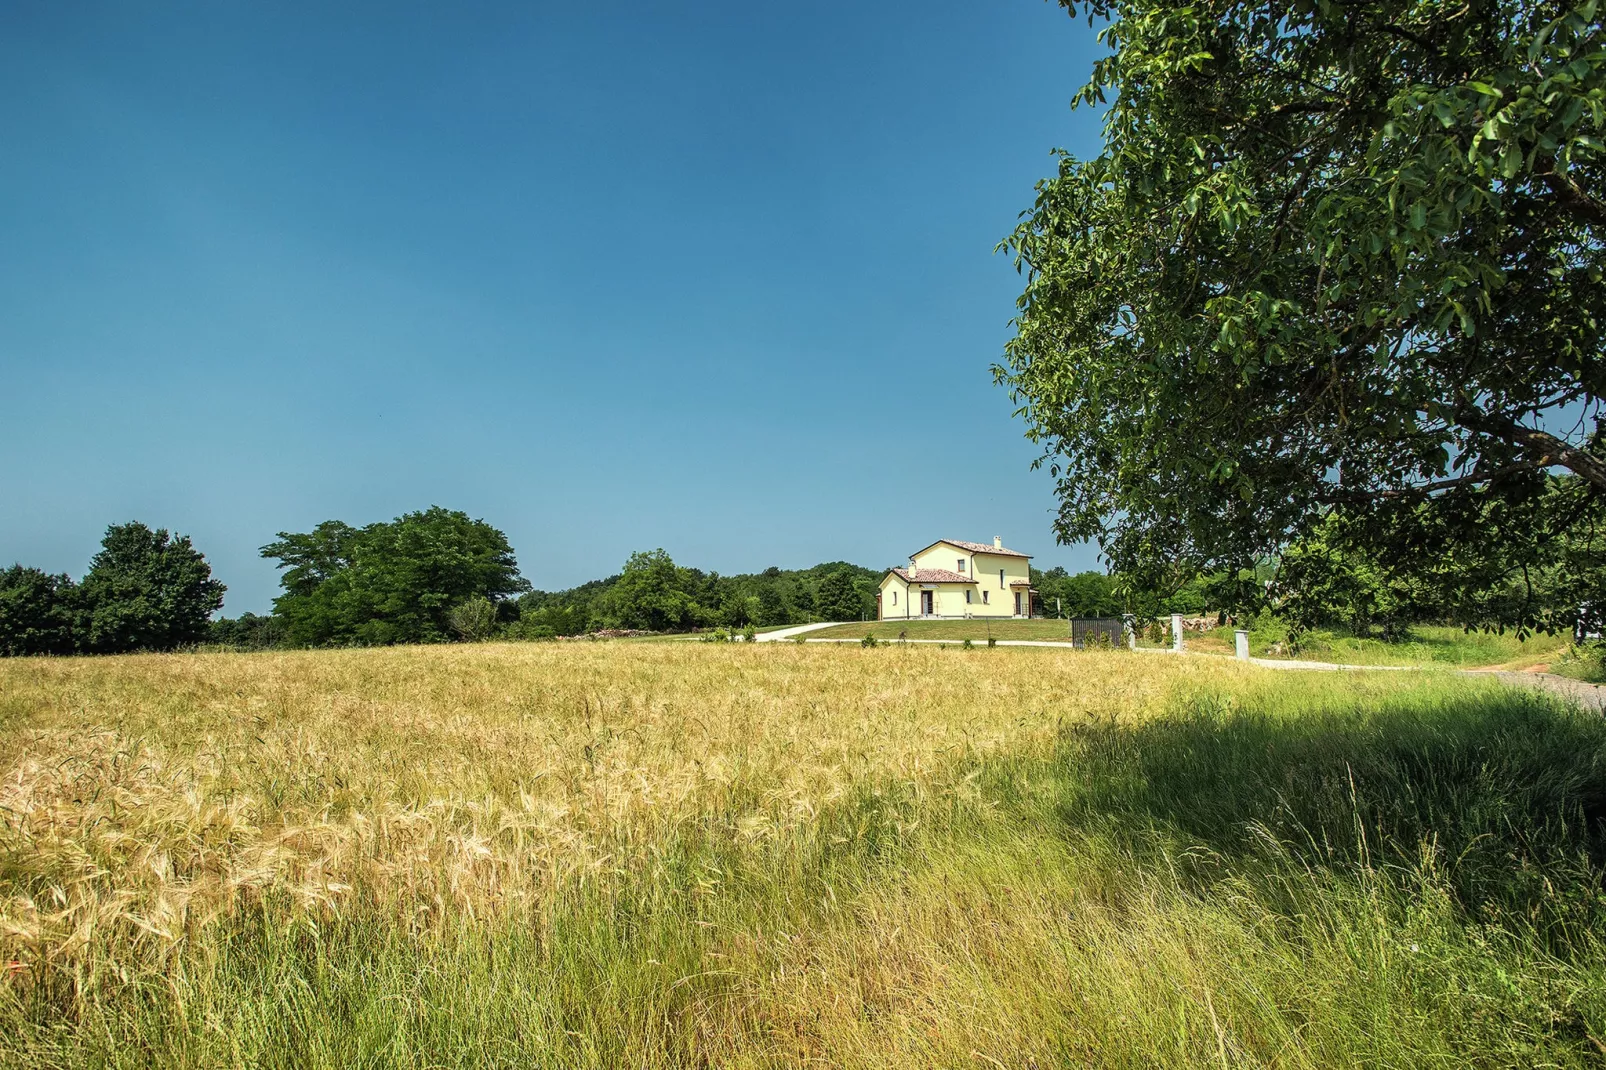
[0,2,1108,614]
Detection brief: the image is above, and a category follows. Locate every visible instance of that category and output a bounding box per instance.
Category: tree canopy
[0,566,78,656]
[261,507,528,646]
[816,569,868,622]
[999,0,1605,627]
[1033,567,1124,618]
[595,549,713,632]
[77,522,227,653]
[2,523,226,655]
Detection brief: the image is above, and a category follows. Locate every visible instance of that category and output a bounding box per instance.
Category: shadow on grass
[1047,684,1606,945]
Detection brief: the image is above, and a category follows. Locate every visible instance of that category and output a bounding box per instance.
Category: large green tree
[262,507,528,646]
[78,522,227,652]
[596,549,717,632]
[816,569,865,622]
[999,0,1605,624]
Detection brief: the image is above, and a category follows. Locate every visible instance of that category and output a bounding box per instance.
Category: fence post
[1122,615,1136,650]
[1171,613,1185,653]
[1235,629,1250,660]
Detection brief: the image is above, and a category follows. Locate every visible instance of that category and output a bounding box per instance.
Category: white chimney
[908,558,917,579]
[993,535,1002,549]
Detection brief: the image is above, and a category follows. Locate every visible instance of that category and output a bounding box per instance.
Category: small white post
[1171,613,1184,653]
[1123,615,1136,650]
[1235,629,1250,660]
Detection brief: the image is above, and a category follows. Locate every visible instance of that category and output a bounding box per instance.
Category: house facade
[877,538,1035,620]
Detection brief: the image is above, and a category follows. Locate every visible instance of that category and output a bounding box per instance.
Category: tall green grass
[1231,621,1572,667]
[3,655,1604,1066]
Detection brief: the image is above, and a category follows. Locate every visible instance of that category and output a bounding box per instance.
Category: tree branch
[1540,171,1606,228]
[1377,22,1441,57]
[1324,460,1542,502]
[1453,406,1606,492]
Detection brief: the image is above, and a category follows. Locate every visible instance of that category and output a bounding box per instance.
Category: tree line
[0,523,225,656]
[2,506,1140,655]
[19,502,1549,658]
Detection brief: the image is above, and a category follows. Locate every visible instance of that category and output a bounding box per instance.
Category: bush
[702,628,731,643]
[860,635,878,648]
[962,638,973,650]
[1553,641,1606,684]
[987,636,997,648]
[741,624,757,643]
[447,597,498,642]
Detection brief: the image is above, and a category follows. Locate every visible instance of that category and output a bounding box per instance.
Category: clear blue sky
[0,1,1108,614]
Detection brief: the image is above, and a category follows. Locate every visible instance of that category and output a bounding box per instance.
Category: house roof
[886,567,975,584]
[917,538,1032,559]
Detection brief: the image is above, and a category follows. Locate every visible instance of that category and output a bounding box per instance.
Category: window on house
[982,591,989,604]
[891,590,897,605]
[965,590,972,604]
[957,559,965,572]
[999,569,1006,587]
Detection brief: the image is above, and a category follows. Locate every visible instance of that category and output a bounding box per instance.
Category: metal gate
[1069,617,1124,648]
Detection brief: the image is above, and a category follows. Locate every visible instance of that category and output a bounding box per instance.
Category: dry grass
[0,645,1162,984]
[1,643,1603,1067]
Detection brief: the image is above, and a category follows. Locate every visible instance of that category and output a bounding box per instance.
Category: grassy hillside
[2,645,1604,1067]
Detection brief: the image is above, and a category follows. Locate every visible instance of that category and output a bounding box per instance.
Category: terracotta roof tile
[941,539,1031,558]
[888,567,974,584]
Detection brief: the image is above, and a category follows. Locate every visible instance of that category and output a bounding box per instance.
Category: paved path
[793,635,1606,711]
[753,622,852,642]
[1470,670,1606,712]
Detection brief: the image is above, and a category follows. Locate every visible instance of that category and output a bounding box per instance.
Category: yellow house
[877,537,1035,620]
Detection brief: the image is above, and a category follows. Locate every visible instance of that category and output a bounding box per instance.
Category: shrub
[861,635,878,648]
[963,638,973,650]
[447,597,498,642]
[1553,641,1606,683]
[987,636,997,648]
[741,624,757,643]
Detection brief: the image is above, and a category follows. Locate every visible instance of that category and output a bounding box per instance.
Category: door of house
[1014,591,1022,616]
[922,590,934,617]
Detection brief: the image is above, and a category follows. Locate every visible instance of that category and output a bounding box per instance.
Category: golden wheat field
[2,642,1604,1068]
